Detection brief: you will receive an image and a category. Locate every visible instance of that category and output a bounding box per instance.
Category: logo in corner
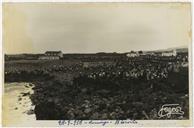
[158,104,184,118]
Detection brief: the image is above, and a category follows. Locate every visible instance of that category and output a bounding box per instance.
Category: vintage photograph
[2,2,192,127]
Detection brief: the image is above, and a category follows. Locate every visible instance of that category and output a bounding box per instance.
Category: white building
[162,50,177,56]
[126,52,139,57]
[39,51,63,60]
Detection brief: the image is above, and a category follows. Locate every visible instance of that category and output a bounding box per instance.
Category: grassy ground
[4,59,189,120]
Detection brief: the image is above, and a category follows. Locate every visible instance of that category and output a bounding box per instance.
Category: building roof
[162,50,174,53]
[45,51,62,54]
[39,55,60,57]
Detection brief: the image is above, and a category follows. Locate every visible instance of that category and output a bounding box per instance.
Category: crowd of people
[5,54,189,120]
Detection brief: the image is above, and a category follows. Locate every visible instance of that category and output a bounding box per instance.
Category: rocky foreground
[30,74,189,120]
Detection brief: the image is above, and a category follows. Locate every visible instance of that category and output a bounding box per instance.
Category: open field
[4,54,189,120]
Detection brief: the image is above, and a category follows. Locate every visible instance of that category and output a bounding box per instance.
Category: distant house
[161,50,177,56]
[39,51,63,60]
[126,51,139,57]
[145,52,156,56]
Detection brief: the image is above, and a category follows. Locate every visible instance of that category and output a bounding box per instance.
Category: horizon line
[4,46,188,55]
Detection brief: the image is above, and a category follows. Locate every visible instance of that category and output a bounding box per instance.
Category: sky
[3,3,191,54]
